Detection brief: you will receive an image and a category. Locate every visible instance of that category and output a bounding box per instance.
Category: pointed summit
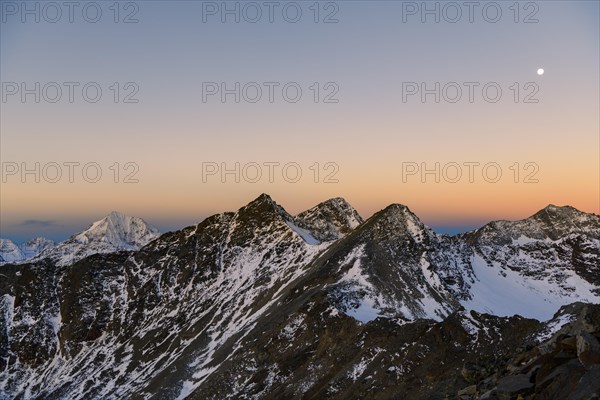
[244,193,275,208]
[237,194,291,225]
[307,201,457,322]
[364,203,433,244]
[74,211,160,249]
[255,193,274,202]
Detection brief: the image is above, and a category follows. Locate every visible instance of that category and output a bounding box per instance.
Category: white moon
[537,68,545,75]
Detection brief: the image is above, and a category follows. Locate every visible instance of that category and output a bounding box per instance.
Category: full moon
[537,68,545,76]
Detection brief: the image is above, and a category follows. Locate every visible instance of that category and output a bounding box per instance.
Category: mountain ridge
[1,195,598,399]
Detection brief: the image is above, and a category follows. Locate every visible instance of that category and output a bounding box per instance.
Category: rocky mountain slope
[0,195,598,399]
[448,205,600,320]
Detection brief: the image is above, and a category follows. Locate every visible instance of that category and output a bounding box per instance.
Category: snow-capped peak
[73,211,160,249]
[367,203,433,243]
[20,212,162,266]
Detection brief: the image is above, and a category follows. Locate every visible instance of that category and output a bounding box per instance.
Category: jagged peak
[250,193,275,205]
[239,193,290,219]
[375,203,419,222]
[73,211,160,248]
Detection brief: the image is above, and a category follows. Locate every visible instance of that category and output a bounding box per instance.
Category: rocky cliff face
[0,195,598,399]
[454,302,600,400]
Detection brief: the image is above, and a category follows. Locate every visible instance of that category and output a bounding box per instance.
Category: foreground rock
[455,303,600,400]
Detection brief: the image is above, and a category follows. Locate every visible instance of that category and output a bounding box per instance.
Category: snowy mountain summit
[72,211,160,250]
[1,196,599,400]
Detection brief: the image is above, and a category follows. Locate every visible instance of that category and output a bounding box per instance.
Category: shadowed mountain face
[0,195,598,400]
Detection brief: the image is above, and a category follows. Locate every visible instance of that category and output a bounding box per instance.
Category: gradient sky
[1,0,599,242]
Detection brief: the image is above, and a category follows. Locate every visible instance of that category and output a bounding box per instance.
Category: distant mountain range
[1,195,599,399]
[0,211,160,266]
[0,237,56,263]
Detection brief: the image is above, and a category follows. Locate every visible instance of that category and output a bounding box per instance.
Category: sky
[1,0,599,242]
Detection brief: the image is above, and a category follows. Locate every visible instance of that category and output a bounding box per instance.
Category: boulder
[480,389,497,400]
[577,333,600,356]
[536,359,586,399]
[458,384,477,396]
[496,374,534,399]
[561,336,578,350]
[578,351,600,369]
[567,365,600,400]
[462,362,485,383]
[577,332,600,368]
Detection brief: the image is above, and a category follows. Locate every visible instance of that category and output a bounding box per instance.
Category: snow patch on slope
[461,253,600,321]
[284,220,320,245]
[335,245,388,323]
